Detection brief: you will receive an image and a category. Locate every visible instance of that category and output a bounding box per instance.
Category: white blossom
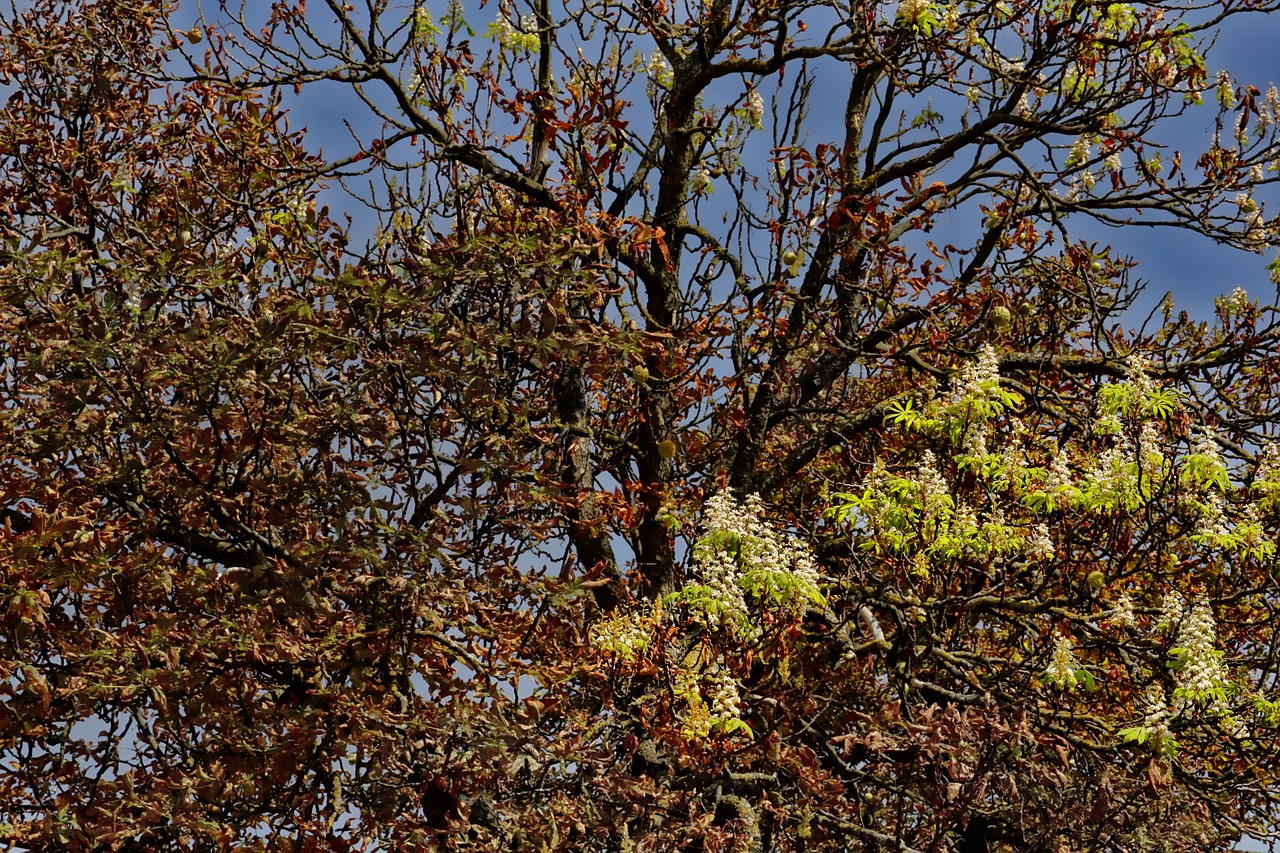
[1218,286,1250,315]
[706,660,742,722]
[1187,428,1228,488]
[1000,433,1025,483]
[690,164,713,193]
[983,504,1007,550]
[1217,69,1236,107]
[1044,631,1079,691]
[964,420,989,456]
[675,652,747,738]
[491,13,512,40]
[646,50,672,90]
[281,190,311,225]
[691,545,751,633]
[1086,438,1138,501]
[1066,136,1091,169]
[689,492,823,636]
[1111,592,1136,628]
[1137,420,1165,479]
[1196,489,1232,541]
[916,450,951,515]
[1255,443,1280,487]
[950,343,1001,405]
[1244,209,1273,251]
[897,0,931,23]
[1158,590,1185,632]
[1026,522,1054,561]
[745,89,764,128]
[952,501,979,537]
[1126,354,1157,406]
[1145,48,1174,85]
[1263,85,1280,128]
[995,56,1024,76]
[1141,685,1174,749]
[1192,429,1223,465]
[1234,502,1268,553]
[1045,449,1074,492]
[1172,599,1229,712]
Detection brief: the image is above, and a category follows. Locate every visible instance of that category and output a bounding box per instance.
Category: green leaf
[717,718,755,739]
[1119,726,1149,745]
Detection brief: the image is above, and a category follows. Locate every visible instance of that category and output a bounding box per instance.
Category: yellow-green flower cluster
[675,652,750,739]
[1043,632,1083,691]
[589,604,658,662]
[487,11,539,53]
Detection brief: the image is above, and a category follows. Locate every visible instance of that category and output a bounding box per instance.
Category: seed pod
[989,304,1012,331]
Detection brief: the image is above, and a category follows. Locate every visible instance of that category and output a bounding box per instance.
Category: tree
[4,0,1280,849]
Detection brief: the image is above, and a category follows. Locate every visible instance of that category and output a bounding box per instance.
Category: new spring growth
[1171,599,1231,711]
[676,492,825,638]
[1043,631,1082,691]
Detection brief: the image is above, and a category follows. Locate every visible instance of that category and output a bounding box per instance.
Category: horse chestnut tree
[3,0,1280,850]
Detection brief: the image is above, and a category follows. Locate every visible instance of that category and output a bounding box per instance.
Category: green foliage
[407,6,443,44]
[486,16,539,53]
[1118,725,1180,758]
[895,1,941,37]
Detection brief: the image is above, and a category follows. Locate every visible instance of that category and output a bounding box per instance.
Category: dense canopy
[4,0,1280,850]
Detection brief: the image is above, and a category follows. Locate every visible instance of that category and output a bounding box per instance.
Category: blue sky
[1085,8,1280,317]
[214,0,1280,326]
